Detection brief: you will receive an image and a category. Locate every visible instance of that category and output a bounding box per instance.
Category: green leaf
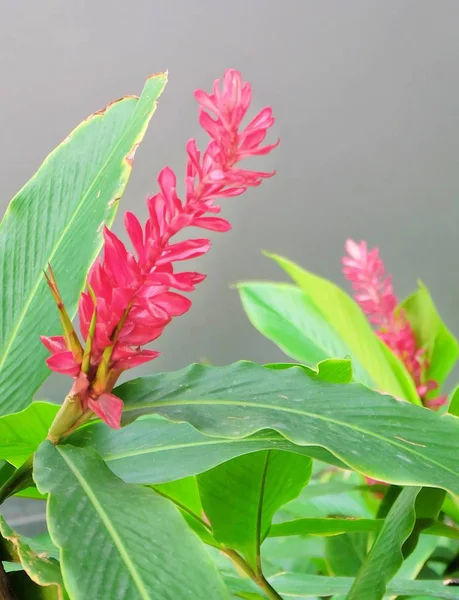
[117,361,459,496]
[0,515,67,600]
[0,73,167,416]
[269,516,459,541]
[401,281,459,395]
[403,488,446,557]
[151,477,219,547]
[0,401,58,466]
[448,385,459,417]
[34,441,229,600]
[280,481,377,519]
[265,358,353,384]
[224,575,266,600]
[238,282,370,383]
[261,535,326,578]
[396,534,438,580]
[262,252,420,403]
[0,460,15,488]
[68,415,343,484]
[197,450,312,569]
[2,562,23,572]
[347,486,421,600]
[268,573,459,599]
[7,570,65,600]
[269,517,383,537]
[325,532,367,576]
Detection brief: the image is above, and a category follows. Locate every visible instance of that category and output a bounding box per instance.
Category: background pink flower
[342,239,446,409]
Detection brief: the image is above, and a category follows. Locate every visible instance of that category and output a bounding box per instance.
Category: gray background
[2,0,459,528]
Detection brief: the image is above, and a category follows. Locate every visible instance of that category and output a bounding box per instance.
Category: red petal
[192,217,232,232]
[118,324,165,346]
[103,227,134,287]
[124,212,144,260]
[158,167,182,217]
[78,292,94,340]
[157,239,211,265]
[152,292,192,317]
[112,348,160,371]
[40,335,67,354]
[46,352,80,376]
[88,393,123,429]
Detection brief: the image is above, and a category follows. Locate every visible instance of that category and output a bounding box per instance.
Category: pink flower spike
[342,238,443,411]
[342,239,397,327]
[42,69,278,431]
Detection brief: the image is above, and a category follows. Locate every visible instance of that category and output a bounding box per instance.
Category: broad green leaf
[117,362,459,496]
[401,281,459,395]
[279,478,377,520]
[325,532,367,576]
[151,477,219,547]
[0,402,58,466]
[269,517,383,537]
[34,442,229,600]
[268,573,459,599]
[68,415,343,484]
[154,476,203,517]
[264,252,420,403]
[266,358,353,384]
[0,516,67,600]
[261,535,326,578]
[224,575,266,600]
[396,534,438,580]
[0,73,167,416]
[448,385,459,416]
[443,495,459,523]
[403,488,446,557]
[2,561,23,572]
[269,517,459,541]
[198,450,312,569]
[238,282,372,384]
[347,486,421,600]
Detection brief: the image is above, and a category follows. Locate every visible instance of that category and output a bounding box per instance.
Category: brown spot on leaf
[106,94,138,110]
[146,70,168,80]
[108,196,121,209]
[125,143,140,167]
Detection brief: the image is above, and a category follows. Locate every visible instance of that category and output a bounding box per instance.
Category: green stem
[150,486,283,599]
[222,548,283,600]
[255,451,271,577]
[47,394,84,444]
[0,456,34,506]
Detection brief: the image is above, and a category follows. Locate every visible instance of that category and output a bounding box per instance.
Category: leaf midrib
[0,95,140,373]
[57,446,151,600]
[103,434,293,461]
[123,398,458,482]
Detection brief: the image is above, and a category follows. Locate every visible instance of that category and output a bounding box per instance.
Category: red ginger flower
[342,239,446,409]
[41,69,278,430]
